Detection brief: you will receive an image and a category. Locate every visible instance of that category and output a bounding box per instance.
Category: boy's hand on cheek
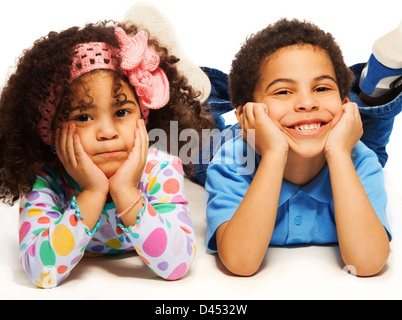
[240,103,288,157]
[55,123,109,196]
[325,102,363,157]
[109,119,148,198]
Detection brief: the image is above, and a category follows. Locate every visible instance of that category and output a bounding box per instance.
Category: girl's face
[67,71,142,178]
[253,44,348,159]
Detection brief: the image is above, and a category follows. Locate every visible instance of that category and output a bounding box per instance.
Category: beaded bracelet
[116,192,143,218]
[116,193,147,234]
[71,196,101,236]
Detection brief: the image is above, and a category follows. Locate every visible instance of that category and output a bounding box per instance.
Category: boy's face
[253,44,348,159]
[67,71,141,178]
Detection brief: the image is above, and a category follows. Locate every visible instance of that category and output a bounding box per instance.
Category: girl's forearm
[111,187,144,227]
[327,151,389,276]
[75,190,108,230]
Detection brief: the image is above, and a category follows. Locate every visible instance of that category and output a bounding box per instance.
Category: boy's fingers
[254,103,269,118]
[244,103,256,127]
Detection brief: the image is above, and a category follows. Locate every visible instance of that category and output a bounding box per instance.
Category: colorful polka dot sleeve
[18,148,196,288]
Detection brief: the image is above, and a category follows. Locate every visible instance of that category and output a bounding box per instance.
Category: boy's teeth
[294,123,321,132]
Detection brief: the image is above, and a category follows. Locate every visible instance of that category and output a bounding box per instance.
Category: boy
[205,19,392,277]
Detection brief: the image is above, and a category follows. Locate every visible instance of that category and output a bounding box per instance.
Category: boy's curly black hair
[0,20,214,205]
[229,18,355,108]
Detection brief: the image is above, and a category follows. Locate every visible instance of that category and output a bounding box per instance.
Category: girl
[0,21,213,288]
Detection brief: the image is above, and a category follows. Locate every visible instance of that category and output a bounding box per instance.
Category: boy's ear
[236,106,244,125]
[343,96,350,104]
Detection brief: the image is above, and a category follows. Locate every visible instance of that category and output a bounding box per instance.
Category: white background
[0,0,401,299]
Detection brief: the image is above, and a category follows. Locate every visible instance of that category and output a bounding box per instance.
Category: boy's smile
[253,44,347,160]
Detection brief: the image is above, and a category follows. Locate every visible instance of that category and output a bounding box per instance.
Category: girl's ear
[342,96,350,104]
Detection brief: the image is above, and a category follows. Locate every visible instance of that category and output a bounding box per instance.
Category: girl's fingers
[72,133,88,164]
[56,123,84,169]
[65,123,78,167]
[128,125,141,162]
[55,123,70,164]
[140,119,149,159]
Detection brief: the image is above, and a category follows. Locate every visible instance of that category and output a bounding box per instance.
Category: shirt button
[294,216,303,226]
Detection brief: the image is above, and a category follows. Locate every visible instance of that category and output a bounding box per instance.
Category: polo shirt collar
[255,149,333,207]
[279,165,333,207]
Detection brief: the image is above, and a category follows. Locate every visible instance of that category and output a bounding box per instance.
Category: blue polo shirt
[205,135,391,253]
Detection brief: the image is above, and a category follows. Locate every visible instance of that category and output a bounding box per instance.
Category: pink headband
[38,27,170,145]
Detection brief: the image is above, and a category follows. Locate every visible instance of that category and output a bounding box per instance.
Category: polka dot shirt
[19,148,196,288]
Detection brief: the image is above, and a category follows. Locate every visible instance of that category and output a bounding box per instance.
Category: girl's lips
[95,150,126,158]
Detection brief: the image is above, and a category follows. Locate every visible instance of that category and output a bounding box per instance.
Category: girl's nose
[96,118,118,140]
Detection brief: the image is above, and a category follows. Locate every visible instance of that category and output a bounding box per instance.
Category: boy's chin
[288,143,326,160]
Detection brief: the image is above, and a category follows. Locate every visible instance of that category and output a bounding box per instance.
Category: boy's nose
[294,93,319,112]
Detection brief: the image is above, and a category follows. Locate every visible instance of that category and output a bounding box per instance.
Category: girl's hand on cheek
[109,119,149,197]
[240,103,288,157]
[325,102,363,157]
[55,122,109,195]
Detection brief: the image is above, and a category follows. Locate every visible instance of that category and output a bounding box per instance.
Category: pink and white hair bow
[114,27,170,122]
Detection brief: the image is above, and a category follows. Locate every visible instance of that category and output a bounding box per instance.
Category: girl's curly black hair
[229,18,355,108]
[0,20,214,205]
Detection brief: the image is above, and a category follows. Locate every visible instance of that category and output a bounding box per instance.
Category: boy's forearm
[327,152,389,276]
[217,151,287,276]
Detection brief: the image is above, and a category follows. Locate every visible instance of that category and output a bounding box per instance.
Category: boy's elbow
[344,249,390,277]
[347,262,386,277]
[219,252,261,277]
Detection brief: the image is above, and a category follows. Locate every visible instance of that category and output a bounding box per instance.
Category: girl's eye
[74,114,92,122]
[275,90,291,95]
[115,109,130,118]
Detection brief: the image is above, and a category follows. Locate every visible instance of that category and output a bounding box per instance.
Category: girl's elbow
[159,244,196,281]
[26,269,61,289]
[161,261,193,281]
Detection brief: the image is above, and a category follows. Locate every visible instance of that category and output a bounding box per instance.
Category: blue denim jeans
[191,65,402,185]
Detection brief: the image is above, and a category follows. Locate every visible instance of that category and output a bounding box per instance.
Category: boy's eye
[315,86,329,93]
[115,109,130,118]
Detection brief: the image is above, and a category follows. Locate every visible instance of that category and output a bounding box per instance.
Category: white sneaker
[123,2,211,103]
[372,20,402,69]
